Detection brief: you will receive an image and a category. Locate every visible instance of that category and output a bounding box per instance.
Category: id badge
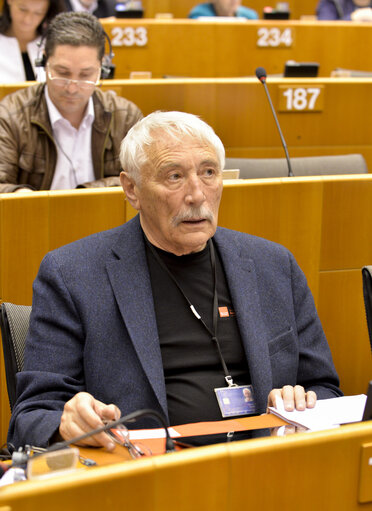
[214,384,256,418]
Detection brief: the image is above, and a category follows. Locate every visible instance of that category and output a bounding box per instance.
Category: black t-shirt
[145,237,251,426]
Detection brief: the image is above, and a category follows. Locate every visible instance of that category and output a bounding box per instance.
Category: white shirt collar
[45,85,95,130]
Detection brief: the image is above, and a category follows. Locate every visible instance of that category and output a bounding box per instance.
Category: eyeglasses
[103,421,152,459]
[47,64,101,90]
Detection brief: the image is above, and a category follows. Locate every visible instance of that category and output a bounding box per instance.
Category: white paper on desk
[194,16,247,22]
[0,467,26,487]
[128,427,180,440]
[268,394,367,431]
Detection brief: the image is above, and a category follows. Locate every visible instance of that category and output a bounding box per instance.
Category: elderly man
[8,111,342,450]
[189,0,258,19]
[0,11,142,193]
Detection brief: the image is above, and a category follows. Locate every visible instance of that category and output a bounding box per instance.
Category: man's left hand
[267,385,317,411]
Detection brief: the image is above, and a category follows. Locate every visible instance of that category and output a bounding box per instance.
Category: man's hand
[59,392,121,450]
[267,385,317,412]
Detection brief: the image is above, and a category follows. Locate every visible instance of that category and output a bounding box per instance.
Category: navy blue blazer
[8,216,341,447]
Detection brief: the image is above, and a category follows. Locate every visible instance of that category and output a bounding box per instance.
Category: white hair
[119,111,225,183]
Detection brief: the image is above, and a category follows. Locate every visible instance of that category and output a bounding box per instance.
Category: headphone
[35,30,115,80]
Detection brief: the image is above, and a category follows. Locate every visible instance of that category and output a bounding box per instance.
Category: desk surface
[0,420,372,511]
[78,413,286,464]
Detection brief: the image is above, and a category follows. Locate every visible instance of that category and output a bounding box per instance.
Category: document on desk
[268,394,367,431]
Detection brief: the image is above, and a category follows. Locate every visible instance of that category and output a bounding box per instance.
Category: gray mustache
[172,207,214,225]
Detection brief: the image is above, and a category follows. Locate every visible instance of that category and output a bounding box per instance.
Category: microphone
[255,67,294,177]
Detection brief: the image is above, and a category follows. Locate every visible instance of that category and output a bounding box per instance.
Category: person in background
[8,111,342,450]
[0,0,65,83]
[64,0,116,18]
[316,0,372,20]
[189,0,258,19]
[0,11,142,193]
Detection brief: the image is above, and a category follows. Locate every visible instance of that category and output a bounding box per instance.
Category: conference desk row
[95,19,372,78]
[141,0,318,19]
[0,175,371,446]
[2,77,372,170]
[0,418,372,510]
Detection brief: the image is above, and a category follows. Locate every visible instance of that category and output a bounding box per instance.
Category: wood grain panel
[100,20,372,78]
[320,176,372,270]
[0,422,371,510]
[0,192,49,305]
[318,269,372,396]
[2,78,372,170]
[48,188,126,251]
[102,78,372,171]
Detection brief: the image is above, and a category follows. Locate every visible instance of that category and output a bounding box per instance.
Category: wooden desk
[141,0,318,19]
[0,421,371,510]
[2,77,372,169]
[99,77,372,171]
[99,19,372,78]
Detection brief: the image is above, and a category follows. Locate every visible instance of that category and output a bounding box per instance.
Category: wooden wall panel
[99,20,372,78]
[48,189,126,251]
[318,270,372,396]
[319,177,372,271]
[1,78,372,170]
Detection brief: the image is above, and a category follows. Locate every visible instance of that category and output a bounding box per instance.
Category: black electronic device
[284,61,320,78]
[115,0,144,18]
[263,10,290,19]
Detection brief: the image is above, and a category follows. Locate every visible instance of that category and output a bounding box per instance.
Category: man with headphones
[317,0,372,20]
[0,11,142,193]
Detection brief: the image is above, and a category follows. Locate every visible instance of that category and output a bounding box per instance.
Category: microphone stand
[256,68,294,177]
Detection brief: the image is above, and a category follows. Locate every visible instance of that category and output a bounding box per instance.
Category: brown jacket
[0,83,142,193]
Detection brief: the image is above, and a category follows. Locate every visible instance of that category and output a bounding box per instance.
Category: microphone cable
[10,408,176,468]
[46,408,176,455]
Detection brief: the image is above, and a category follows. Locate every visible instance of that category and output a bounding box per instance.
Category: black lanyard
[146,237,236,387]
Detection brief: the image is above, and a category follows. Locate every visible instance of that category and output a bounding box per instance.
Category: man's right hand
[59,392,121,451]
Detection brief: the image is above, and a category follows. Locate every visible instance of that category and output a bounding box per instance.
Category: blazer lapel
[214,229,273,412]
[105,217,168,418]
